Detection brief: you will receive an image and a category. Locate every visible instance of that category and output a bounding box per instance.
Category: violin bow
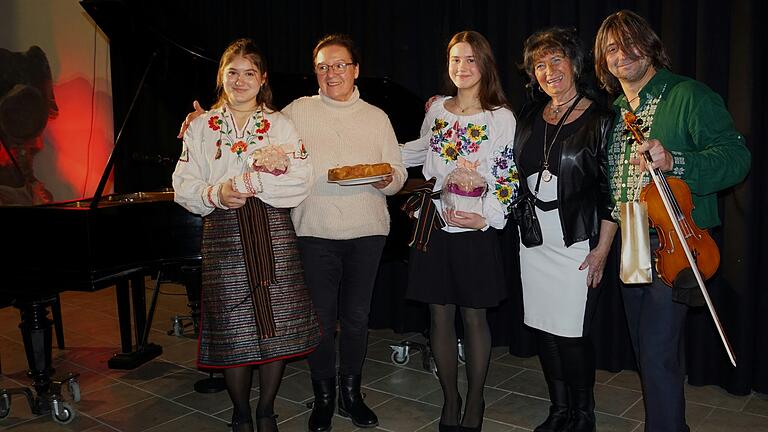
[624,111,737,367]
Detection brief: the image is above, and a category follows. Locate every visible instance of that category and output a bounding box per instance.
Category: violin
[624,111,735,367]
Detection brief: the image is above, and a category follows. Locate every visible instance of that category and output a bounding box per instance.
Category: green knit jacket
[608,69,750,228]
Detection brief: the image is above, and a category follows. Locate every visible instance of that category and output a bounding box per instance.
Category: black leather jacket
[513,99,614,247]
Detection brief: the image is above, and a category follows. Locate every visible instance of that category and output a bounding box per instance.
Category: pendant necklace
[547,93,578,121]
[542,95,582,182]
[456,97,480,113]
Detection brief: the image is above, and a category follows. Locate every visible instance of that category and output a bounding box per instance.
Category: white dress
[520,172,590,338]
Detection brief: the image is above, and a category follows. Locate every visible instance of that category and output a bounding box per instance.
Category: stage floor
[0,281,766,431]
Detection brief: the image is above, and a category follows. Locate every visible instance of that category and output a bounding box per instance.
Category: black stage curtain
[104,0,765,396]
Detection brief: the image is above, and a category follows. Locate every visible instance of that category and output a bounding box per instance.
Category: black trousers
[298,235,386,380]
[621,235,689,432]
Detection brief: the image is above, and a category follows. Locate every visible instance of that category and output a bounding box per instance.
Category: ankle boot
[535,379,570,431]
[308,378,335,432]
[337,374,378,428]
[567,386,595,432]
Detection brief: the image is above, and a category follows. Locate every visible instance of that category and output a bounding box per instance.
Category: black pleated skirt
[406,227,507,308]
[198,205,320,368]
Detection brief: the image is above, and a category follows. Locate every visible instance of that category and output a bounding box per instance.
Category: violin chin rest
[671,268,705,307]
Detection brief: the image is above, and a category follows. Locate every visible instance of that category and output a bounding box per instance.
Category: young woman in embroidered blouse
[400,30,518,432]
[172,38,320,432]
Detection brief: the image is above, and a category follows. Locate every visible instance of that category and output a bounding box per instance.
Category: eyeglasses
[314,62,356,74]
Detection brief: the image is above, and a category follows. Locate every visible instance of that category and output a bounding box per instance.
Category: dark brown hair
[312,34,360,66]
[522,27,586,93]
[594,10,672,93]
[445,30,510,111]
[213,38,274,110]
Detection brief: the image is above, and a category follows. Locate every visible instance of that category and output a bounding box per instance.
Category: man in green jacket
[594,10,750,432]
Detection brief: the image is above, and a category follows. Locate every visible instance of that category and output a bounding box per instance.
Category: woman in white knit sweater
[282,35,406,432]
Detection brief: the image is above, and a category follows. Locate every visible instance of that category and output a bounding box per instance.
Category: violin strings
[628,119,694,239]
[654,167,693,237]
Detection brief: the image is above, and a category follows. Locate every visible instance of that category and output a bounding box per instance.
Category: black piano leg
[114,279,133,354]
[17,300,53,414]
[108,275,162,369]
[13,298,80,422]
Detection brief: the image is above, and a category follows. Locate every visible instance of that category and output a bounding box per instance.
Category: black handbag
[515,170,543,248]
[514,96,581,248]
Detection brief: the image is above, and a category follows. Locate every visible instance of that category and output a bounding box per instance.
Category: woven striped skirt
[198,204,320,368]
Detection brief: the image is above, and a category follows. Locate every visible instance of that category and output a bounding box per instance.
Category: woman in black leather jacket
[514,28,617,432]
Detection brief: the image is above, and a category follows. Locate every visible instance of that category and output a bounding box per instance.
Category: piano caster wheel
[68,380,81,402]
[168,316,194,337]
[0,392,10,419]
[51,400,75,424]
[173,318,184,337]
[457,338,466,365]
[390,345,411,366]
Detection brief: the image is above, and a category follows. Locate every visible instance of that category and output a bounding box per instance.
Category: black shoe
[535,379,570,432]
[229,418,254,432]
[308,378,335,432]
[338,374,378,428]
[459,400,484,432]
[255,413,278,432]
[438,394,462,432]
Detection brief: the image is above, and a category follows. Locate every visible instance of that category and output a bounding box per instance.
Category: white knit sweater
[282,87,407,240]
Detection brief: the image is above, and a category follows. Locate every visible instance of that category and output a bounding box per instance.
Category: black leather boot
[308,378,335,432]
[567,386,595,432]
[534,379,570,431]
[338,374,378,428]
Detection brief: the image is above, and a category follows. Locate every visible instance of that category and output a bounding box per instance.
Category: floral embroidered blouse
[401,97,518,232]
[172,106,312,217]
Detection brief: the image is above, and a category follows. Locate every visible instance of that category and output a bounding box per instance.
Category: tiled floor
[1,282,767,431]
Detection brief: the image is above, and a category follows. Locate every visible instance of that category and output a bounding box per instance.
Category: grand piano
[0,0,209,421]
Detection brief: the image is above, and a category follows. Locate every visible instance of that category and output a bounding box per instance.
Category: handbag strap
[532,169,543,195]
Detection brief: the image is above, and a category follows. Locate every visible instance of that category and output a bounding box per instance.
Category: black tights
[223,360,285,432]
[430,304,491,428]
[537,330,595,389]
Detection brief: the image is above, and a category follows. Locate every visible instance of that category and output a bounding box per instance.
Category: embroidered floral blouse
[401,96,518,232]
[172,106,312,217]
